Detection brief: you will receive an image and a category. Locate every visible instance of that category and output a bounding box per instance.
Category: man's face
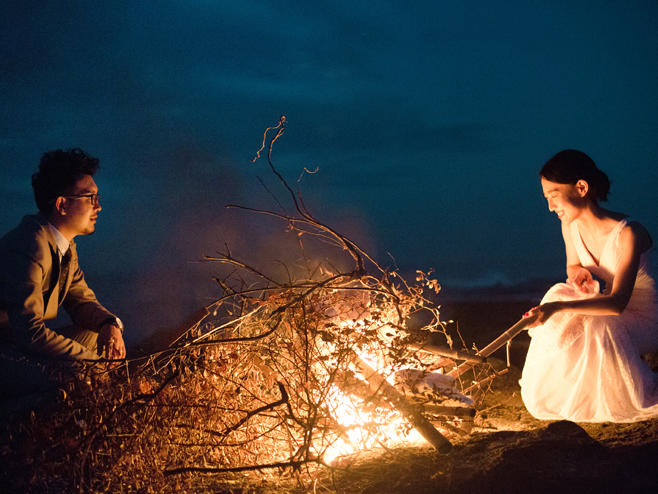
[61,175,101,236]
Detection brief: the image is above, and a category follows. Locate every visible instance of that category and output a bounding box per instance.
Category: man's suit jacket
[0,214,117,353]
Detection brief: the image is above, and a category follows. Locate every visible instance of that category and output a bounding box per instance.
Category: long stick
[448,318,528,378]
[408,342,486,363]
[350,352,452,452]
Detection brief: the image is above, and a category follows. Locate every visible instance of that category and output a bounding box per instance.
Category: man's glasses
[63,193,101,207]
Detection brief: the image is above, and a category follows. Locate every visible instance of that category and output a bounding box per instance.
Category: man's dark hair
[32,148,100,214]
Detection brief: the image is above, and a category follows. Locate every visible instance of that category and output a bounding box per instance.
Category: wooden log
[417,404,476,417]
[434,419,472,436]
[349,352,452,453]
[448,318,529,379]
[409,342,486,364]
[337,371,474,418]
[462,367,509,395]
[429,357,457,371]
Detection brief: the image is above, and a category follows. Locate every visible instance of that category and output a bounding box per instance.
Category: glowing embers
[320,381,424,464]
[312,318,465,464]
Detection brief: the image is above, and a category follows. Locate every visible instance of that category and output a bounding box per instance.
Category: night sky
[2,1,657,341]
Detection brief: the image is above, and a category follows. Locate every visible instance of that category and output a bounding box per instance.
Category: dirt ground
[3,299,657,493]
[323,365,658,494]
[318,297,658,494]
[204,364,657,494]
[201,303,658,494]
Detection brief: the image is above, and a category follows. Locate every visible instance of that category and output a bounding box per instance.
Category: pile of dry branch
[1,118,501,493]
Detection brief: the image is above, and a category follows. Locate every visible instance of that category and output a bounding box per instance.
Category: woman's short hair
[32,148,100,214]
[540,149,610,202]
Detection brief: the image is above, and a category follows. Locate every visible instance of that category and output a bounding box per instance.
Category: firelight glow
[319,381,426,465]
[314,320,428,464]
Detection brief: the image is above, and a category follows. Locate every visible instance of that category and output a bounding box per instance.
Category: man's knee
[59,326,99,354]
[14,326,101,361]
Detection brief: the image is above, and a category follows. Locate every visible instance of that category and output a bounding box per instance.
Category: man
[0,148,125,361]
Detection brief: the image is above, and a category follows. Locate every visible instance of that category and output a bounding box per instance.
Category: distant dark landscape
[2,2,657,345]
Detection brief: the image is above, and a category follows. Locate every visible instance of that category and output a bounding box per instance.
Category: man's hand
[98,323,126,360]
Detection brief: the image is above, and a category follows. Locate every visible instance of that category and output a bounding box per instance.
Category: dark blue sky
[2,1,657,340]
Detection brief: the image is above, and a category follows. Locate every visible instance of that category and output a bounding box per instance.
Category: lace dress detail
[520,219,658,422]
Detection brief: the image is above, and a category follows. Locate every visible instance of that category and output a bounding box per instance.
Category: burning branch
[3,118,509,493]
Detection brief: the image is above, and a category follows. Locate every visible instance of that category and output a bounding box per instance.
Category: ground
[2,300,657,493]
[188,299,658,493]
[198,364,657,494]
[317,299,658,494]
[323,365,658,494]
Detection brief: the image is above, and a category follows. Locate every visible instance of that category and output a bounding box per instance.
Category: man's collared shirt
[47,223,70,259]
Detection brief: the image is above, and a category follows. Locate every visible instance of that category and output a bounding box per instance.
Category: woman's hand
[568,266,595,293]
[522,302,562,328]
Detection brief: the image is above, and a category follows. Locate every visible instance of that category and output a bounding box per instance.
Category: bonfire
[1,117,516,493]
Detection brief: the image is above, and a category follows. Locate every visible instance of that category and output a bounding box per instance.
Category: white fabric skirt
[520,279,658,423]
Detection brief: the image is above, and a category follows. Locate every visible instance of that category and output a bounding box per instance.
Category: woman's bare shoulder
[623,221,653,252]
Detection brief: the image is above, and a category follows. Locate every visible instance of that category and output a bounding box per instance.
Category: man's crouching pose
[0,148,125,361]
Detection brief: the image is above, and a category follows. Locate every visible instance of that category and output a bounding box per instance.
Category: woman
[520,149,658,422]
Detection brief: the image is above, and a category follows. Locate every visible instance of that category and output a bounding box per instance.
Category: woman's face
[540,177,587,223]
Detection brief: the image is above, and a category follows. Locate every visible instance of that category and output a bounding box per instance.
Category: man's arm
[4,250,100,360]
[63,246,125,358]
[62,252,116,330]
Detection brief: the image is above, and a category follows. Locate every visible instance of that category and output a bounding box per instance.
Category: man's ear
[575,179,589,198]
[54,196,67,215]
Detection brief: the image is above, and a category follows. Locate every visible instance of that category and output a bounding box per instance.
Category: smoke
[102,140,378,348]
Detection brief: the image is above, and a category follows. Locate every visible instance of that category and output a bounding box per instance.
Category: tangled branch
[2,118,503,493]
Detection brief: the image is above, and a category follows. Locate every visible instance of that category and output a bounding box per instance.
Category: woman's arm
[526,224,645,325]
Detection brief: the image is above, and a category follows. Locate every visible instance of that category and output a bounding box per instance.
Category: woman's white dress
[520,219,658,422]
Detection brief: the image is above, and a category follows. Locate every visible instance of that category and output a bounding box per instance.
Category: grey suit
[0,215,118,359]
